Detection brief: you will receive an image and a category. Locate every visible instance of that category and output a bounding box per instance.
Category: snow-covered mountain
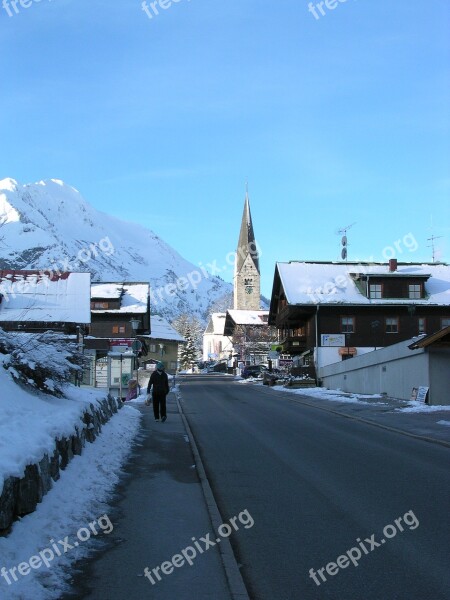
[0,178,232,323]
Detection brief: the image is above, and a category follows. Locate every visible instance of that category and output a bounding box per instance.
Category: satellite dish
[341,248,347,260]
[342,235,347,246]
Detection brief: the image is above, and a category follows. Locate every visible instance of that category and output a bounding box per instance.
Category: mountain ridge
[0,178,232,323]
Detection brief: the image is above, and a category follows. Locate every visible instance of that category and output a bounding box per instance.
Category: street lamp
[129,318,140,379]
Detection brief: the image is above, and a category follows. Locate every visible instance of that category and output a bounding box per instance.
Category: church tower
[233,189,261,310]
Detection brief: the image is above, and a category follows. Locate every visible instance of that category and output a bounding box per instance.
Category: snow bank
[0,404,141,599]
[0,354,108,492]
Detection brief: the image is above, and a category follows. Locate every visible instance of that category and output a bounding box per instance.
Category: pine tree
[171,313,203,355]
[179,328,198,370]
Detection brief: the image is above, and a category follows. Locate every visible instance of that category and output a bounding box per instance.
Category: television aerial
[336,222,356,261]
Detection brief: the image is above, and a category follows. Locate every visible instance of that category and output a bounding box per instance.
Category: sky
[0,0,449,298]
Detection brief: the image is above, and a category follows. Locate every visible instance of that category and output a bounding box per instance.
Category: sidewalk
[64,391,232,600]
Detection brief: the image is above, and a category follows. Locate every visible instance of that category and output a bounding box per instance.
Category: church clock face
[245,286,253,294]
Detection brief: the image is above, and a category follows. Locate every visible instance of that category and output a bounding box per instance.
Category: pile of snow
[0,333,142,599]
[0,404,141,599]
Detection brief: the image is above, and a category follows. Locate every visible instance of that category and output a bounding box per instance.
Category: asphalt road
[179,374,450,600]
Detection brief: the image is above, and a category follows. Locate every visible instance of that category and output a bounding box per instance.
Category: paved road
[179,375,450,600]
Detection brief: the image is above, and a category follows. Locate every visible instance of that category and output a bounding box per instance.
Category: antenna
[337,222,356,261]
[427,234,443,263]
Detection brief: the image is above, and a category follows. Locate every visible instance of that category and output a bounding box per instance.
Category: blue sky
[1,0,449,297]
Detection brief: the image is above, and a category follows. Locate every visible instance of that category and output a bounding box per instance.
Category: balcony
[279,336,307,354]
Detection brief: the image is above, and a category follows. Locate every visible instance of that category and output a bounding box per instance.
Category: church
[203,189,273,365]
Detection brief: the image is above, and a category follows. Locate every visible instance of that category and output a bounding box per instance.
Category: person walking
[146,361,170,422]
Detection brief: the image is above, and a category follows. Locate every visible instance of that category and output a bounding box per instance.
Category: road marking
[216,538,221,543]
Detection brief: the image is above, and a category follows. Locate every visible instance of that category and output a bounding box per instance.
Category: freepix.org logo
[2,0,55,18]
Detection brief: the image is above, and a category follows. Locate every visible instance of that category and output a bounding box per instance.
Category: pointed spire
[236,186,260,275]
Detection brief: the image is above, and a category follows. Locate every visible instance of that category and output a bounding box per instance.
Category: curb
[176,395,250,600]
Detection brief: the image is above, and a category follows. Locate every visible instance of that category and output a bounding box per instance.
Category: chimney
[389,258,397,272]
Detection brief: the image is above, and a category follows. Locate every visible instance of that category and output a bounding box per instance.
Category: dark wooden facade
[269,262,450,378]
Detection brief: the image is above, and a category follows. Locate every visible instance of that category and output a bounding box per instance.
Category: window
[341,316,354,333]
[369,284,382,299]
[119,326,125,333]
[91,301,109,309]
[244,278,253,286]
[149,344,156,353]
[409,284,421,299]
[441,318,450,328]
[418,318,426,334]
[386,317,398,333]
[112,325,125,334]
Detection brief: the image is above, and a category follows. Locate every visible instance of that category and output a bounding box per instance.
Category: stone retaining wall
[0,394,122,535]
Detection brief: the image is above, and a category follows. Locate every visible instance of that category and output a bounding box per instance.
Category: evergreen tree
[171,313,203,355]
[179,328,198,370]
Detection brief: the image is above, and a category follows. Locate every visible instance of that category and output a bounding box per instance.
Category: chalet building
[0,270,90,334]
[139,315,185,374]
[268,259,450,379]
[203,313,233,362]
[224,309,276,365]
[84,282,151,386]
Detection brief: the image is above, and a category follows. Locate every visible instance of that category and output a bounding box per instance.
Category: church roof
[236,192,260,274]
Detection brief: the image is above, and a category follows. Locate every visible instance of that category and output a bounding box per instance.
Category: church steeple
[234,188,261,310]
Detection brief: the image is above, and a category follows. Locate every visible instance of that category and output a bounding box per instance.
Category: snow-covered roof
[226,310,269,325]
[0,271,91,324]
[204,312,227,335]
[276,262,450,306]
[144,315,185,342]
[91,282,149,314]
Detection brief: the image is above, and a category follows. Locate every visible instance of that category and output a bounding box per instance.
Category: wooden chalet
[269,259,450,379]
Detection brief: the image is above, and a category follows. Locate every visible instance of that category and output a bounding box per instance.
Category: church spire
[233,187,261,310]
[236,187,260,275]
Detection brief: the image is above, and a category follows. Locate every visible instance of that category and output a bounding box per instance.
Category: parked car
[241,364,267,379]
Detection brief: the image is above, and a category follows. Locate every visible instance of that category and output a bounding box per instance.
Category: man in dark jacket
[147,361,170,422]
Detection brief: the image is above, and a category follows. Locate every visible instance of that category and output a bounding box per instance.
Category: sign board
[279,358,293,367]
[411,386,429,403]
[321,334,345,347]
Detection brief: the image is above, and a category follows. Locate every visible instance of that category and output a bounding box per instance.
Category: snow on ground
[399,402,450,413]
[0,353,107,490]
[235,375,450,412]
[271,385,373,405]
[0,349,142,599]
[0,402,141,599]
[437,420,450,427]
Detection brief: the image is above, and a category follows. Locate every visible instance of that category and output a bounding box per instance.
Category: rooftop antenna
[337,222,356,261]
[427,234,443,263]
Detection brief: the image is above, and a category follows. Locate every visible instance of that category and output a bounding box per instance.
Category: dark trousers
[152,393,167,419]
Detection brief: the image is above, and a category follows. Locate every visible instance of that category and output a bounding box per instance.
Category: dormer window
[91,301,109,309]
[369,284,382,299]
[408,284,422,299]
